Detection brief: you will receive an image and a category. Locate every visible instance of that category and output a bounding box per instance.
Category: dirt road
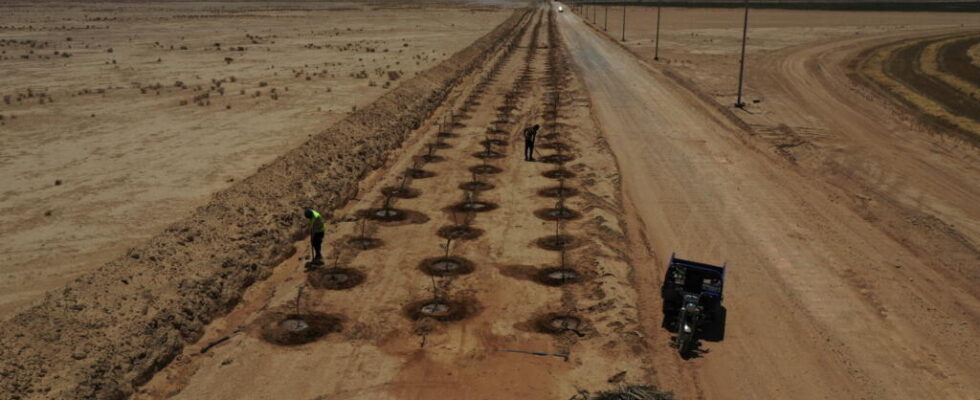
[558,8,978,400]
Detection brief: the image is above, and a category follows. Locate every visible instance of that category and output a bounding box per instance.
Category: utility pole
[603,5,608,31]
[621,5,627,41]
[735,0,750,108]
[654,6,662,60]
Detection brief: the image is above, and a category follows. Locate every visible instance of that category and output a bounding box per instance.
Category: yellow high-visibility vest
[308,210,325,233]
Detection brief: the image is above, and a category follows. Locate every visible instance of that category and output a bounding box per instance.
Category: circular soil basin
[420,154,445,163]
[359,207,407,222]
[491,119,510,125]
[540,154,575,164]
[473,150,505,160]
[538,186,579,198]
[536,313,585,335]
[406,168,436,179]
[480,139,509,147]
[259,312,342,346]
[451,201,498,213]
[535,267,581,286]
[381,186,421,199]
[534,207,582,221]
[437,132,459,139]
[308,267,365,290]
[542,169,577,179]
[404,298,474,322]
[486,128,508,135]
[419,256,475,277]
[470,165,503,175]
[431,142,452,150]
[436,225,484,241]
[535,234,581,251]
[539,142,571,151]
[347,236,383,250]
[459,181,495,192]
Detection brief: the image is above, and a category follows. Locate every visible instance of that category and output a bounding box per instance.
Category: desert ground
[0,1,511,316]
[1,2,978,400]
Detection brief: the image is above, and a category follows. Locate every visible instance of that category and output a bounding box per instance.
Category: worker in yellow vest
[304,208,326,263]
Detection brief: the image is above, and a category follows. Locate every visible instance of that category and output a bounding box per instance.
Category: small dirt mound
[535,313,585,335]
[406,168,436,179]
[473,150,505,159]
[419,256,475,276]
[357,208,428,225]
[420,154,445,163]
[534,207,581,221]
[459,181,495,192]
[359,207,407,222]
[539,142,572,151]
[308,267,365,290]
[450,200,498,213]
[258,312,342,346]
[346,236,383,250]
[535,234,581,251]
[538,186,579,198]
[470,165,503,175]
[480,139,508,147]
[404,298,475,322]
[436,225,484,241]
[381,186,421,199]
[542,169,576,179]
[540,154,575,164]
[534,267,581,286]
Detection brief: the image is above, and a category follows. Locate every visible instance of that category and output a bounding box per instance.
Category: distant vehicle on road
[660,254,727,358]
[557,6,564,12]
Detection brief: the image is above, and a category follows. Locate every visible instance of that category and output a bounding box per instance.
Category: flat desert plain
[0,1,510,316]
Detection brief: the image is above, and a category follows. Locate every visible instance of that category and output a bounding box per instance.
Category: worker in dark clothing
[523,124,540,161]
[304,208,326,264]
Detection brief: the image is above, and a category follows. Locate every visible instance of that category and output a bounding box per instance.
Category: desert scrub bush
[571,385,675,400]
[258,81,268,87]
[224,57,233,64]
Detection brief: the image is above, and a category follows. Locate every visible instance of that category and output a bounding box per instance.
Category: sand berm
[0,9,527,400]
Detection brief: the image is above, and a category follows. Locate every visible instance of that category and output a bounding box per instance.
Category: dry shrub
[572,385,675,400]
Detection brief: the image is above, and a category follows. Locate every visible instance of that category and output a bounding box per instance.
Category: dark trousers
[311,231,325,260]
[524,140,535,161]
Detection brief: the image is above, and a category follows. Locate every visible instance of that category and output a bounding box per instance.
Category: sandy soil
[3,3,978,400]
[131,8,655,399]
[0,7,527,399]
[566,5,979,400]
[855,32,980,142]
[0,1,510,317]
